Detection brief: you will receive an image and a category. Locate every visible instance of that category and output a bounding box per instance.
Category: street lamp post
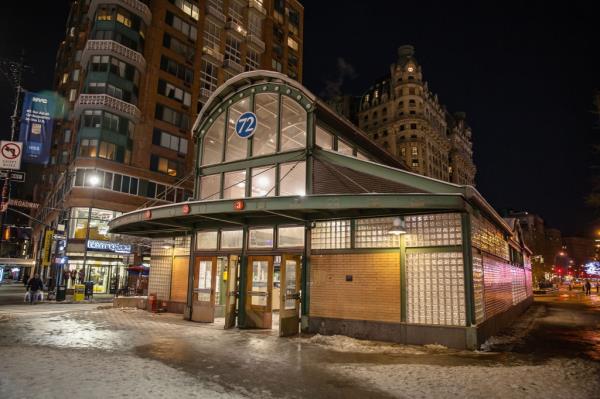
[82,172,100,284]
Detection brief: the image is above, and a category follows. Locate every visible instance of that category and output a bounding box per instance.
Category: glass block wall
[406,252,466,326]
[147,236,191,301]
[472,252,485,324]
[511,266,527,304]
[355,217,401,248]
[148,239,174,300]
[312,220,351,249]
[472,216,510,260]
[481,255,514,319]
[404,213,462,247]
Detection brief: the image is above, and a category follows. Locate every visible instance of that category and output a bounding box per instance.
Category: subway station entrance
[190,253,302,337]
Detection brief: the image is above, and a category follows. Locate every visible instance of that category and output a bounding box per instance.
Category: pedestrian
[26,273,44,305]
[596,282,599,294]
[584,279,591,296]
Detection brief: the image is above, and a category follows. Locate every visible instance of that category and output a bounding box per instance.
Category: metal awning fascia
[109,193,467,237]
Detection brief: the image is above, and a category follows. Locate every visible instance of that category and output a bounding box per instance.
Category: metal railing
[74,94,141,121]
[81,40,146,72]
[88,0,152,25]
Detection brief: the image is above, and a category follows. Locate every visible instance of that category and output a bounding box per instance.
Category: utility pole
[0,53,28,260]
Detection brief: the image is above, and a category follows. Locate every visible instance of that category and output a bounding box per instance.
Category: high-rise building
[32,0,304,292]
[357,45,476,185]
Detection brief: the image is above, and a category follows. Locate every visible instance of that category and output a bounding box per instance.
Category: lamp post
[82,172,100,284]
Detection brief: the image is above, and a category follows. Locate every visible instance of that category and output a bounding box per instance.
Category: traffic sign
[0,141,23,170]
[0,170,26,183]
[235,112,257,138]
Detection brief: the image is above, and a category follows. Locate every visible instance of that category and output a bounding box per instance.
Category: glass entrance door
[245,256,273,329]
[191,256,217,322]
[279,255,301,336]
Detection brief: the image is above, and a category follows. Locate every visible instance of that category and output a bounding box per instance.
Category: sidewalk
[0,281,114,306]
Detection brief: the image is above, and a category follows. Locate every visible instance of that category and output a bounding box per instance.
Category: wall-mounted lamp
[388,217,407,236]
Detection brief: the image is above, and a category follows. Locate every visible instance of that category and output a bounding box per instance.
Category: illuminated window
[200,174,221,200]
[279,161,306,196]
[249,228,274,248]
[223,170,246,199]
[337,139,353,156]
[196,231,218,250]
[287,37,299,51]
[201,113,225,165]
[251,166,276,197]
[278,226,304,248]
[225,98,250,162]
[315,126,333,150]
[253,93,278,156]
[280,96,306,151]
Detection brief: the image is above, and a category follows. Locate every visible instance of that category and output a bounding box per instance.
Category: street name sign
[0,171,26,183]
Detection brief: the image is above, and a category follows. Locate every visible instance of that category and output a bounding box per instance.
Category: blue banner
[18,91,59,164]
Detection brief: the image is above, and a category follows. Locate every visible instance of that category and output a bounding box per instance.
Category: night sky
[1,1,598,236]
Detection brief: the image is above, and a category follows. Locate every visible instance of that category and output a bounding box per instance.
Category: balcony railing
[226,19,248,37]
[202,45,225,63]
[248,0,267,16]
[81,40,146,72]
[206,4,226,24]
[88,0,152,25]
[246,34,266,52]
[74,94,141,121]
[223,59,243,74]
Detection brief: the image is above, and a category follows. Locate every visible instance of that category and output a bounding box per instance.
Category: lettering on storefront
[87,240,132,254]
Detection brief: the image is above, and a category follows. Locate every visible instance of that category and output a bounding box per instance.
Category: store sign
[41,230,54,268]
[235,112,257,138]
[87,240,132,254]
[0,141,23,170]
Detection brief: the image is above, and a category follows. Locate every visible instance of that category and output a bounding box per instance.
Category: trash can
[84,281,94,299]
[56,285,67,302]
[73,284,85,301]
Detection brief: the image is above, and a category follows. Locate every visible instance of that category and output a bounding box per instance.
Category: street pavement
[0,282,599,398]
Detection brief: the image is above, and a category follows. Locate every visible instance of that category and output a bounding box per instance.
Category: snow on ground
[0,346,249,399]
[330,358,600,399]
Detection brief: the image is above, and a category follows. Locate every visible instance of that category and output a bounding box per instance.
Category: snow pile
[301,334,435,355]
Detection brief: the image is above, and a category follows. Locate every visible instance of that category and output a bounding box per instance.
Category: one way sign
[0,170,26,183]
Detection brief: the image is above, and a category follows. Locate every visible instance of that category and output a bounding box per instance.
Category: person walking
[584,279,591,296]
[26,273,44,304]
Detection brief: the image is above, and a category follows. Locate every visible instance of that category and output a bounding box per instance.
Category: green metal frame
[237,226,249,328]
[400,234,407,322]
[461,213,475,326]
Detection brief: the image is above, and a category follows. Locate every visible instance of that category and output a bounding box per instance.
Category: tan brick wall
[310,253,401,323]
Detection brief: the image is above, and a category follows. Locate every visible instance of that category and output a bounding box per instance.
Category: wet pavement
[1,282,599,398]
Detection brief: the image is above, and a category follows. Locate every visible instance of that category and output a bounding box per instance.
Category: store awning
[108,193,468,238]
[0,258,35,267]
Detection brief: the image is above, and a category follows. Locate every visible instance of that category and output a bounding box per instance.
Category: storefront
[109,71,533,349]
[64,239,130,294]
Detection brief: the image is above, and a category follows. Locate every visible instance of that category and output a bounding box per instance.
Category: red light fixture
[233,200,245,211]
[182,204,191,215]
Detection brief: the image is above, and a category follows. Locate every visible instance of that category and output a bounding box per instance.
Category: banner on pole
[18,91,61,164]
